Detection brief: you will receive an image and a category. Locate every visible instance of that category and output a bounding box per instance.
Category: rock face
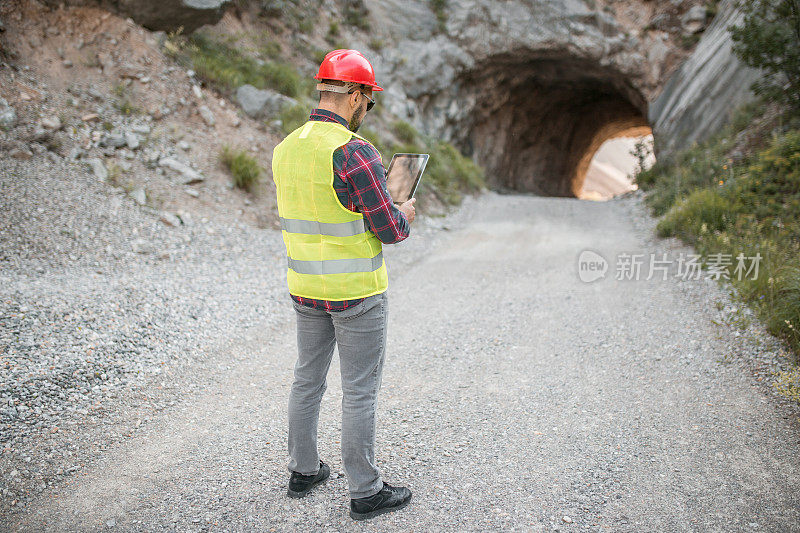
[38,0,230,33]
[649,0,761,160]
[368,0,705,196]
[236,85,297,119]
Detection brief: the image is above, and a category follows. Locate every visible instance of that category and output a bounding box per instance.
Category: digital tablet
[385,153,429,204]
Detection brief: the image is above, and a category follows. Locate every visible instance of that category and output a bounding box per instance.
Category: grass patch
[344,3,369,30]
[111,82,142,116]
[220,145,263,192]
[170,32,304,97]
[773,367,800,402]
[646,123,800,361]
[680,33,701,50]
[326,21,340,43]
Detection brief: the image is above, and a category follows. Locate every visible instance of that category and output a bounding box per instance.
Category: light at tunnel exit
[580,134,656,201]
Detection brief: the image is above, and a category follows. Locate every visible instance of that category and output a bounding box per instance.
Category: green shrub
[259,41,281,58]
[361,126,485,205]
[656,188,733,242]
[430,0,448,32]
[653,129,800,359]
[279,104,310,134]
[327,21,340,42]
[392,120,418,144]
[183,33,302,97]
[636,100,767,216]
[344,2,369,30]
[220,145,262,192]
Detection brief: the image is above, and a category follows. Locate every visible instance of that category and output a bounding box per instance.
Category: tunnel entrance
[450,52,650,197]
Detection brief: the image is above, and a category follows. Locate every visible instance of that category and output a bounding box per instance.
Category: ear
[349,90,361,109]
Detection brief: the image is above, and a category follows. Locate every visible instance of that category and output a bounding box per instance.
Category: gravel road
[3,188,800,532]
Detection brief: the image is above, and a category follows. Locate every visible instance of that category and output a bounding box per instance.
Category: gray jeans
[287,291,388,498]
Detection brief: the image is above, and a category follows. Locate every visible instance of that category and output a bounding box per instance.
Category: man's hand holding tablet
[398,197,416,224]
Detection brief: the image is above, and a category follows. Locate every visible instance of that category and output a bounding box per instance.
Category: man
[271,49,416,521]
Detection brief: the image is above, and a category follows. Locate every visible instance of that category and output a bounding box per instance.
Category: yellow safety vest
[272,120,389,301]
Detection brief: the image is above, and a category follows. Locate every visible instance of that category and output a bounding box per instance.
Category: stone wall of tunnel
[432,53,650,197]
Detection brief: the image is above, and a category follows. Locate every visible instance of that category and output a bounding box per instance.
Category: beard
[348,105,365,133]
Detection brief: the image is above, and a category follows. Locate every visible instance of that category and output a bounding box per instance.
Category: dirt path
[7,193,800,532]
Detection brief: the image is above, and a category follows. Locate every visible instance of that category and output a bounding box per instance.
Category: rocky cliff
[362,0,715,196]
[648,0,761,160]
[1,0,743,200]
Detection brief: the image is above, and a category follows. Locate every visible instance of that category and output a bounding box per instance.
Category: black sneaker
[286,460,330,498]
[349,482,412,520]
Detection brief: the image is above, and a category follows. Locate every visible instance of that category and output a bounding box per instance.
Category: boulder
[38,0,231,33]
[682,6,708,34]
[9,143,33,160]
[0,98,17,130]
[159,156,204,184]
[129,187,147,205]
[235,84,297,119]
[100,132,127,149]
[86,158,108,180]
[125,132,140,150]
[198,105,216,126]
[159,212,181,227]
[40,116,62,130]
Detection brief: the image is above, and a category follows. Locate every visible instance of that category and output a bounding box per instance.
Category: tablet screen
[386,153,429,204]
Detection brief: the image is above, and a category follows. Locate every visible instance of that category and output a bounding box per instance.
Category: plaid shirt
[290,109,410,312]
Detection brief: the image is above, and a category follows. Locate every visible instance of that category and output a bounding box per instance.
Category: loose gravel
[2,169,799,531]
[0,154,455,521]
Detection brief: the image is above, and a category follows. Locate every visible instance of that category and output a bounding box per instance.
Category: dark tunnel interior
[448,52,651,197]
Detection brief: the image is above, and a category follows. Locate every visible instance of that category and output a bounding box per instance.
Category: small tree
[729,0,800,112]
[630,136,655,181]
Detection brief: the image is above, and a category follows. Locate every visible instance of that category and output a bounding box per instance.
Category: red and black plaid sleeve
[339,142,410,245]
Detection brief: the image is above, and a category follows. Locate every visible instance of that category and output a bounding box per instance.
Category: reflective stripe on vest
[287,251,383,275]
[280,216,368,237]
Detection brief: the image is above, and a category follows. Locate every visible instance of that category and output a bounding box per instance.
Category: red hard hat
[314,49,383,91]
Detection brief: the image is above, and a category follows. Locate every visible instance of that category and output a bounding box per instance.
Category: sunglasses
[350,89,375,111]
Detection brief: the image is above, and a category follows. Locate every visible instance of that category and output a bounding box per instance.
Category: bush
[636,101,765,216]
[656,188,733,242]
[392,120,418,144]
[344,1,369,30]
[430,0,448,32]
[326,21,340,42]
[182,33,303,97]
[279,104,310,134]
[653,129,800,358]
[220,145,262,192]
[362,120,485,205]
